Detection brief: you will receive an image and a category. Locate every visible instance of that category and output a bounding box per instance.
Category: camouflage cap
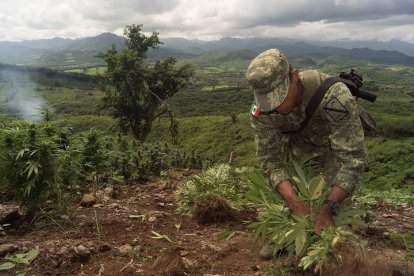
[246,49,290,112]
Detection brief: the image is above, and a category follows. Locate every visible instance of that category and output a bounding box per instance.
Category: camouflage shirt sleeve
[320,82,367,195]
[250,115,290,189]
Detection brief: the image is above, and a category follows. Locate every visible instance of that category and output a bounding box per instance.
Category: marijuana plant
[244,156,368,272]
[175,164,251,214]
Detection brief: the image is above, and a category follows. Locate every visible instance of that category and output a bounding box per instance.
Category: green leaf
[308,176,325,200]
[292,161,309,198]
[293,160,308,187]
[129,214,145,221]
[244,170,268,188]
[0,262,15,271]
[150,231,172,242]
[174,222,182,230]
[217,230,237,240]
[295,232,307,256]
[24,250,39,262]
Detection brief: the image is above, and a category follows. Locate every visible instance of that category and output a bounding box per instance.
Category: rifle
[339,69,377,102]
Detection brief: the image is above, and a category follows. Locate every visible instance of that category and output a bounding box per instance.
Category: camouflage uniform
[247,49,367,196]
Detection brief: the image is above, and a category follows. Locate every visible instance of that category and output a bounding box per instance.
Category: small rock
[383,231,390,237]
[0,208,20,225]
[118,244,132,256]
[382,214,393,218]
[0,244,18,257]
[45,241,56,254]
[98,244,111,253]
[147,211,171,217]
[180,250,189,257]
[181,257,197,269]
[75,245,91,259]
[80,194,96,207]
[101,195,111,202]
[403,223,413,229]
[209,245,222,252]
[158,203,165,207]
[155,193,166,199]
[251,264,260,271]
[58,246,69,255]
[148,216,157,222]
[104,187,114,197]
[86,241,95,249]
[93,204,104,208]
[108,203,119,209]
[60,215,69,221]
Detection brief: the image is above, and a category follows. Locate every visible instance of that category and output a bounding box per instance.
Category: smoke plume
[0,68,46,121]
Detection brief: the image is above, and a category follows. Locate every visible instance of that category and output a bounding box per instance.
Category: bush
[0,121,65,215]
[377,119,414,138]
[0,113,210,215]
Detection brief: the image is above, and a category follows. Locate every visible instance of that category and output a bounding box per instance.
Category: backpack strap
[283,77,354,134]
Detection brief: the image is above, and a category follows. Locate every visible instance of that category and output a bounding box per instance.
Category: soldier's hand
[290,201,311,217]
[276,180,311,217]
[314,204,336,234]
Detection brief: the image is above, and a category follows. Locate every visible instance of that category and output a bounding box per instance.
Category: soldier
[246,49,368,260]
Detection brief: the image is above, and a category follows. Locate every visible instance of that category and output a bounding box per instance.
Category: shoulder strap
[283,76,352,134]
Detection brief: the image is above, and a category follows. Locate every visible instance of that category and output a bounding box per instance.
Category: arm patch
[324,97,349,122]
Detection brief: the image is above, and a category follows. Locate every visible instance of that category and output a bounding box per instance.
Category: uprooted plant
[174,164,252,222]
[244,155,368,274]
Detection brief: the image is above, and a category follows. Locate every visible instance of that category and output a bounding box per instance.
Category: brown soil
[1,169,413,275]
[192,195,236,224]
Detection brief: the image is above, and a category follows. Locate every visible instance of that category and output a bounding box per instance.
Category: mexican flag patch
[250,103,261,118]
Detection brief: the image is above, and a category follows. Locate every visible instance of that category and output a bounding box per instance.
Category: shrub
[0,122,63,215]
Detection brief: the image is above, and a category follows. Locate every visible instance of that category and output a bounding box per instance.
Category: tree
[98,24,194,142]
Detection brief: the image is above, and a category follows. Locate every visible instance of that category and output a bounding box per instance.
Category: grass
[63,66,107,76]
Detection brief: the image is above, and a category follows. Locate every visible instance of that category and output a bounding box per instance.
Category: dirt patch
[323,246,393,276]
[0,169,413,275]
[192,194,235,224]
[146,246,187,276]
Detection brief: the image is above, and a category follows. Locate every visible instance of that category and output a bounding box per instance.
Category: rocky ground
[1,169,413,275]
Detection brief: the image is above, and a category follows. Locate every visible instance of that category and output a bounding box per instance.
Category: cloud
[0,0,413,42]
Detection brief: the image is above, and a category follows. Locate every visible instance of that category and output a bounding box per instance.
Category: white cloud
[0,0,413,42]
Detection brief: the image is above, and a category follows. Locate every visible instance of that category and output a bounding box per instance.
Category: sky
[1,0,414,43]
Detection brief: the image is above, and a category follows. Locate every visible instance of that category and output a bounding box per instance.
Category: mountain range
[1,33,414,68]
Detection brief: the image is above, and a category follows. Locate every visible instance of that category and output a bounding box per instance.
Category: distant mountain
[0,33,125,68]
[311,39,414,57]
[1,33,414,68]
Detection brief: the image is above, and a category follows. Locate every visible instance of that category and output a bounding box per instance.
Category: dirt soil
[1,169,414,276]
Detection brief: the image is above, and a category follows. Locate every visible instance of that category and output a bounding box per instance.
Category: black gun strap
[283,77,351,134]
